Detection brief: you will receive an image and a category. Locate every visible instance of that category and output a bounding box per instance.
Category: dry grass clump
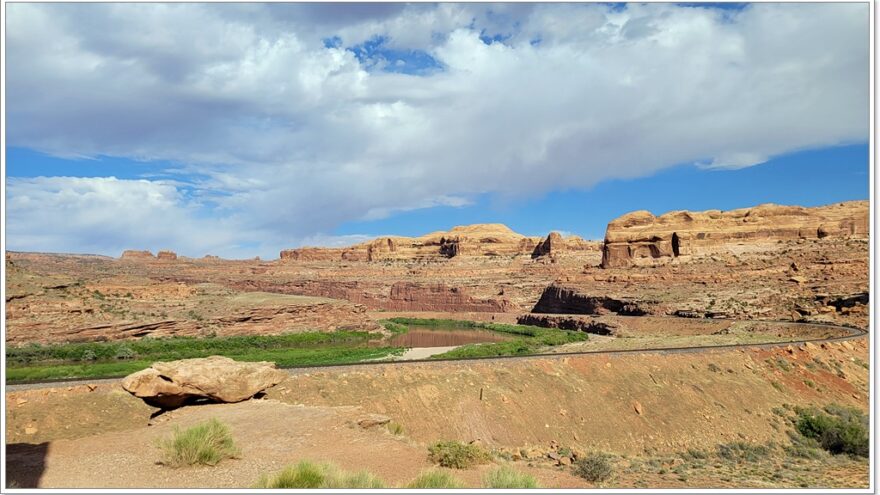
[255,461,385,488]
[405,470,464,489]
[484,465,539,488]
[428,440,491,469]
[158,418,240,467]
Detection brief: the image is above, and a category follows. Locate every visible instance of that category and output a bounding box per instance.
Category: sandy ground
[394,346,458,360]
[6,398,587,489]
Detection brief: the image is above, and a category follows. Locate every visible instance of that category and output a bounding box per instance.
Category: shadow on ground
[6,442,48,488]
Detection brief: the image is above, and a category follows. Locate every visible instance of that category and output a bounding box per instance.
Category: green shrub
[484,465,539,488]
[716,442,771,463]
[255,461,385,488]
[795,405,868,457]
[380,321,409,335]
[428,441,491,469]
[81,349,97,361]
[680,448,708,461]
[784,432,826,460]
[387,422,404,435]
[574,453,613,483]
[405,470,463,489]
[158,418,239,467]
[114,346,136,360]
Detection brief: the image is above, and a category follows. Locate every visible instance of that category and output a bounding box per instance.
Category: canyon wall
[225,279,513,313]
[601,201,869,268]
[531,285,650,316]
[280,224,598,262]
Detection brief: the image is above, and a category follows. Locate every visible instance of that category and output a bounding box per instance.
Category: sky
[4,3,870,259]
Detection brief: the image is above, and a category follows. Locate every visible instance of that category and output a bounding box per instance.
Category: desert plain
[4,200,871,489]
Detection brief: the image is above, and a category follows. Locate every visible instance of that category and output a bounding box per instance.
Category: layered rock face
[531,285,650,316]
[601,201,869,268]
[226,279,512,313]
[281,224,600,262]
[281,224,545,261]
[120,250,155,260]
[531,232,599,258]
[384,282,513,312]
[157,250,178,261]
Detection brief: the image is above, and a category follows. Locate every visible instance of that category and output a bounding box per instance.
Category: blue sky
[4,3,870,258]
[336,143,869,240]
[9,142,869,243]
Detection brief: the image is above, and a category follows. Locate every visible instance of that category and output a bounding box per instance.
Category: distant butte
[600,200,869,268]
[279,223,599,262]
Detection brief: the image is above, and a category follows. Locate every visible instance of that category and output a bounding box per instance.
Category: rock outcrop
[120,250,155,260]
[517,314,620,335]
[601,201,869,268]
[157,250,178,261]
[532,232,564,258]
[122,356,286,409]
[281,224,545,262]
[531,285,650,316]
[228,279,512,313]
[281,224,602,262]
[384,282,513,312]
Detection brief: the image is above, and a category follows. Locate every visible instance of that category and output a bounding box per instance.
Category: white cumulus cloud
[4,3,869,258]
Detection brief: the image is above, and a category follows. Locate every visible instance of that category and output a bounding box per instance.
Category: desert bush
[380,321,409,335]
[387,422,404,435]
[680,448,708,461]
[795,405,868,457]
[784,431,826,460]
[574,453,613,483]
[405,470,464,489]
[255,461,385,488]
[158,418,239,467]
[114,346,136,360]
[428,441,492,469]
[716,442,771,463]
[484,465,539,488]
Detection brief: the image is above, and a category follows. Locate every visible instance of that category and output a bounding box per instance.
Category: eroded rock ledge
[600,201,868,268]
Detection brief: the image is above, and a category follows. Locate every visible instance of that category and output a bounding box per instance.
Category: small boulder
[122,356,286,409]
[357,414,392,429]
[633,401,644,415]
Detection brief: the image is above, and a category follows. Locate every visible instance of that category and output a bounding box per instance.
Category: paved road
[6,317,867,391]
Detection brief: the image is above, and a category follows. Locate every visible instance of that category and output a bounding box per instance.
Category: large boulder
[122,356,286,409]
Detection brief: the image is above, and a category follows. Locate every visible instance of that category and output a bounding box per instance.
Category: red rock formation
[280,224,545,262]
[384,282,513,312]
[601,201,869,268]
[223,278,511,313]
[120,250,155,260]
[157,250,178,261]
[531,285,649,315]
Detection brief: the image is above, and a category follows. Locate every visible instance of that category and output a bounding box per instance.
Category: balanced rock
[122,356,286,409]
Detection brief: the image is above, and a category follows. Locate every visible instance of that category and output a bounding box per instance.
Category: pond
[386,325,514,348]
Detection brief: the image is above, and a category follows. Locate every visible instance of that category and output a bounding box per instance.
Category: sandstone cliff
[281,224,601,262]
[157,250,178,261]
[281,224,545,261]
[532,232,600,258]
[120,250,155,260]
[600,201,869,268]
